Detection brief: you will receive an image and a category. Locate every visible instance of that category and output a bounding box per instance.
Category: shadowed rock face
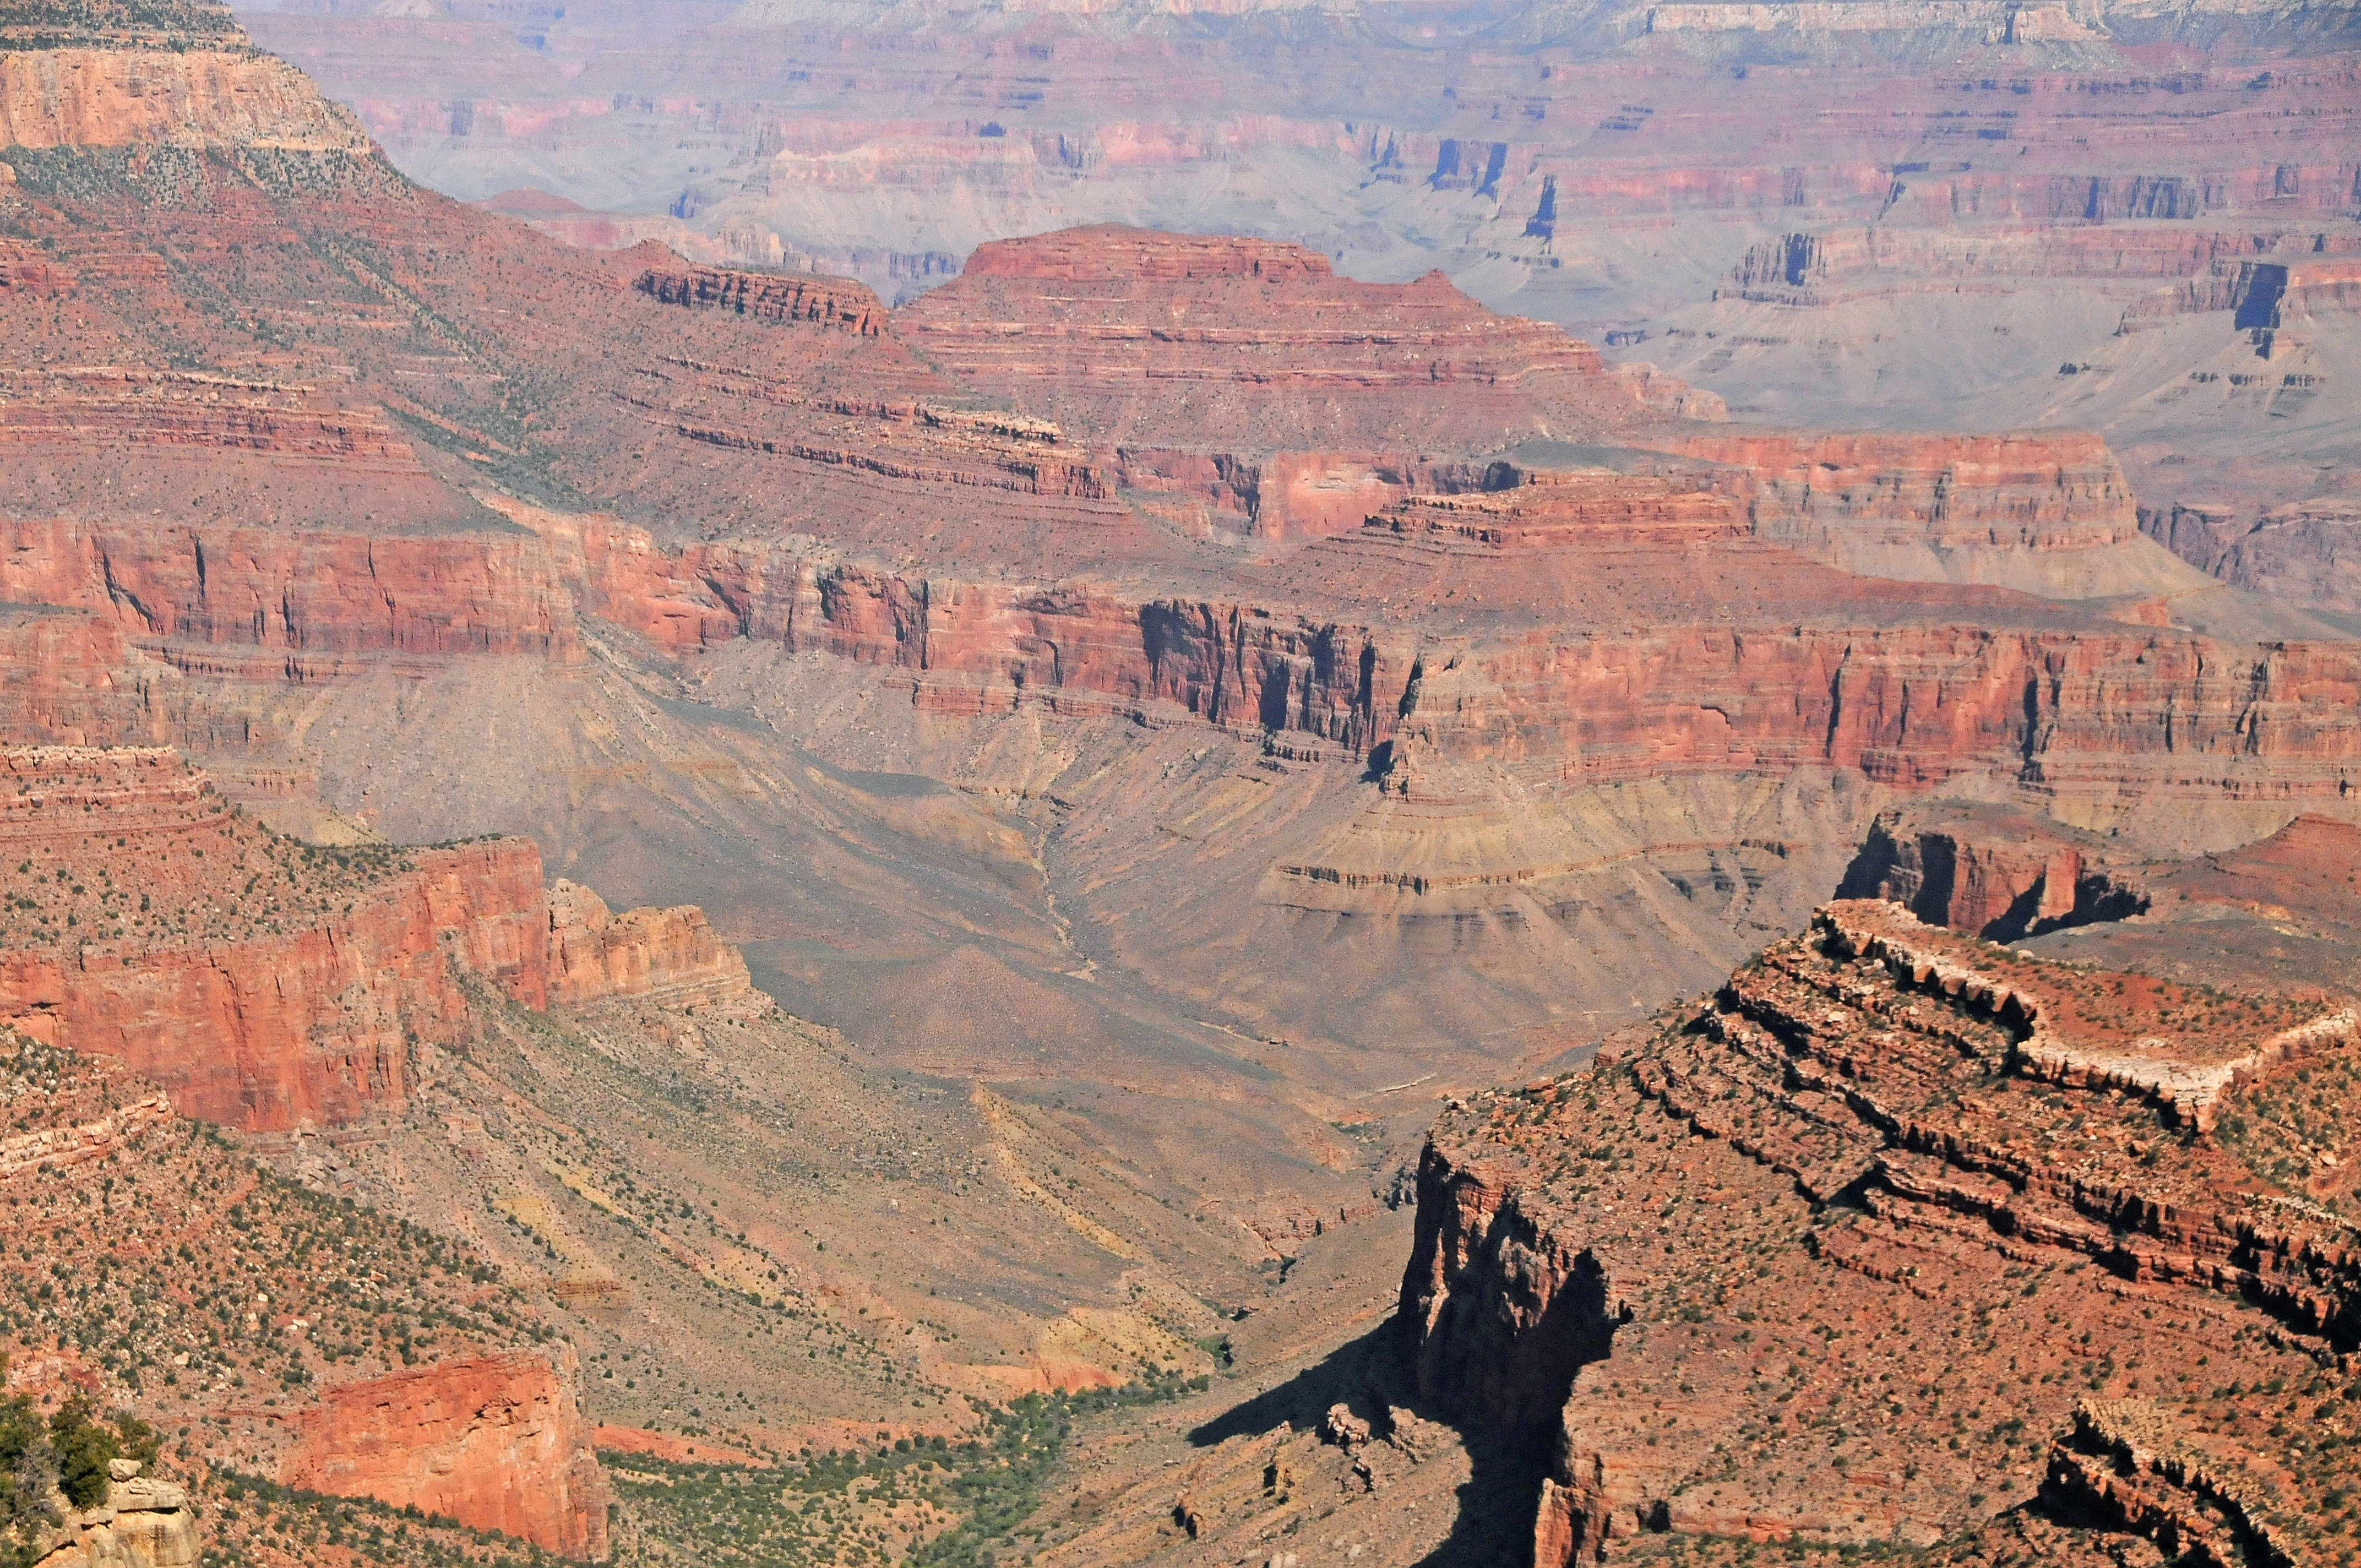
[1837,803,2147,940]
[282,1351,611,1560]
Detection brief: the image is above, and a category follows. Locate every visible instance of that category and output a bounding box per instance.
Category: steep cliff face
[1401,900,2360,1564]
[0,0,366,153]
[497,497,2361,826]
[546,878,753,1008]
[1662,431,2187,596]
[2144,494,2361,618]
[0,747,547,1129]
[0,48,366,151]
[0,516,582,663]
[283,1352,610,1560]
[1837,803,2146,939]
[0,747,771,1130]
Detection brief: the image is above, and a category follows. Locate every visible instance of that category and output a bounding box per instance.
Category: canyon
[229,0,2361,608]
[0,0,2356,1562]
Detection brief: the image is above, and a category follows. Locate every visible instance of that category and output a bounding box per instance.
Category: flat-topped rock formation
[898,226,1711,456]
[1363,470,1745,549]
[546,878,754,1009]
[1,0,365,151]
[0,747,546,1128]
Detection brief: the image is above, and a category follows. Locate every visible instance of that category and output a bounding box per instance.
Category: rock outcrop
[30,1463,200,1568]
[0,747,550,1129]
[1837,803,2146,939]
[282,1352,610,1561]
[897,226,1691,455]
[1402,900,2361,1563]
[546,878,753,1008]
[633,263,885,334]
[0,47,365,152]
[1664,431,2186,595]
[0,747,759,1130]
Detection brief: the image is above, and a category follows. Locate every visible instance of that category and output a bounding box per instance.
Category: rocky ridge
[1401,899,2361,1564]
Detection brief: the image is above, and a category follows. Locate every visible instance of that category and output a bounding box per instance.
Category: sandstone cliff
[0,747,549,1129]
[283,1352,610,1560]
[0,48,366,152]
[0,748,746,1133]
[546,878,753,1009]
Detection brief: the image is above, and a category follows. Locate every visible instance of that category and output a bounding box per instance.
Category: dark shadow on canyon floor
[1187,1323,1553,1567]
[1410,1429,1553,1568]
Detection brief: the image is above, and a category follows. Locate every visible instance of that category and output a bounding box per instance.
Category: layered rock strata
[896,226,1702,454]
[1403,900,2360,1563]
[0,748,748,1131]
[546,878,753,1009]
[633,263,885,334]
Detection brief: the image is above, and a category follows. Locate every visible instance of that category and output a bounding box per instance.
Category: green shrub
[49,1398,119,1512]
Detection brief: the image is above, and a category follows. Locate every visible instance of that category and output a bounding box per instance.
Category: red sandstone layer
[0,748,755,1131]
[896,225,1693,454]
[282,1351,610,1560]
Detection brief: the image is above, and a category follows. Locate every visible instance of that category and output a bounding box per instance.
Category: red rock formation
[0,516,581,662]
[898,225,1685,454]
[1364,471,1743,549]
[1837,803,2145,939]
[0,746,770,1128]
[1669,431,2141,557]
[545,878,752,1008]
[1403,903,2361,1562]
[0,47,366,151]
[282,1351,610,1560]
[0,747,549,1130]
[961,228,1335,284]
